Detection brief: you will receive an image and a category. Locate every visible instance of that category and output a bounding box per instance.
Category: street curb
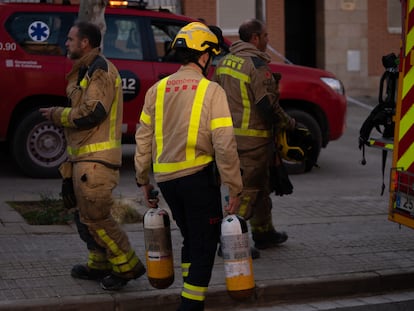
[3,271,414,311]
[204,271,414,309]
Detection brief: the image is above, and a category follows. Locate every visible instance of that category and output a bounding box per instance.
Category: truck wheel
[284,109,322,173]
[11,110,67,178]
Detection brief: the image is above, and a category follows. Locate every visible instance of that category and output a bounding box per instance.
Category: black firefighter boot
[100,260,146,290]
[252,229,288,250]
[71,264,111,281]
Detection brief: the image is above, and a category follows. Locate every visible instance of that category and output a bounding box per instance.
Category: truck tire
[284,109,322,173]
[11,110,67,178]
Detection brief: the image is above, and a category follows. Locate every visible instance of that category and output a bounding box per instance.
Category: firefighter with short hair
[135,22,243,311]
[40,21,145,291]
[213,19,295,252]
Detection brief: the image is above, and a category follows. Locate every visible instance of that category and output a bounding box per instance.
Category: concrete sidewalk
[2,189,414,311]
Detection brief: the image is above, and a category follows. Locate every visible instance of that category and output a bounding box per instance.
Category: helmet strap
[194,52,212,77]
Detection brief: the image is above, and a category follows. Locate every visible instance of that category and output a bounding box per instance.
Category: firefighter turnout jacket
[213,40,293,150]
[212,40,294,226]
[50,47,123,167]
[135,65,243,198]
[48,48,142,277]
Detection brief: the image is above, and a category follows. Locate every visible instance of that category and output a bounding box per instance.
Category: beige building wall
[324,0,370,97]
[324,0,400,97]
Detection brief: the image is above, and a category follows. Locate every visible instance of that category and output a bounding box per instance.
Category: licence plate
[395,193,414,215]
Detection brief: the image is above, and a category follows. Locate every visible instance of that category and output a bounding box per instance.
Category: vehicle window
[104,16,143,60]
[150,21,183,61]
[5,13,75,56]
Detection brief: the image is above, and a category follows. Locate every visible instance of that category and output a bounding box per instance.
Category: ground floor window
[217,0,258,36]
[388,0,401,34]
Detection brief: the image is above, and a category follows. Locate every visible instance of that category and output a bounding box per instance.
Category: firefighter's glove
[140,184,159,208]
[61,178,77,209]
[270,165,293,196]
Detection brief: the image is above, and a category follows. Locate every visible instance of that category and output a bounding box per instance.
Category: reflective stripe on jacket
[215,64,271,139]
[213,40,292,150]
[51,48,123,167]
[135,66,243,197]
[64,75,122,157]
[152,77,213,173]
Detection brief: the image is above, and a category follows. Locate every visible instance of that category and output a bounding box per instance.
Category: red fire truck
[387,0,414,228]
[366,0,414,228]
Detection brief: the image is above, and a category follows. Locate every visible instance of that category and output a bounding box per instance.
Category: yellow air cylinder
[220,214,255,300]
[143,206,174,289]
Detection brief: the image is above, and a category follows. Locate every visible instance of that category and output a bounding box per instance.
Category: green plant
[8,192,73,225]
[8,193,143,225]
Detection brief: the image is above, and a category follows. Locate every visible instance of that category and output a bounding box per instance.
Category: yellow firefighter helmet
[277,127,313,162]
[172,22,220,55]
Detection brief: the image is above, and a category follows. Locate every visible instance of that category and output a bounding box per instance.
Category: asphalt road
[0,96,385,202]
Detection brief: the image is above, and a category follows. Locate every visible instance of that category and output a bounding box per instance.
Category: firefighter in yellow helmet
[212,19,295,252]
[135,22,243,311]
[40,21,145,290]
